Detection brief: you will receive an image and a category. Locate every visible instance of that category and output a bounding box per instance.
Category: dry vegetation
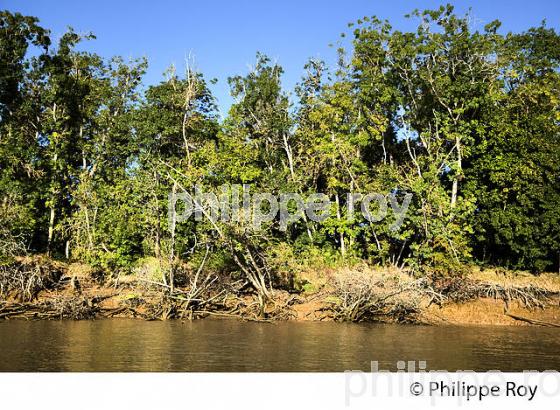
[0,256,559,325]
[0,257,63,301]
[330,267,434,322]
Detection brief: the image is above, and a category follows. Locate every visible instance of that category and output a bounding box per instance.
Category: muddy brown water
[0,319,558,371]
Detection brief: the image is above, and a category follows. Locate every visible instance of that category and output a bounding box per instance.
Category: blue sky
[4,0,560,116]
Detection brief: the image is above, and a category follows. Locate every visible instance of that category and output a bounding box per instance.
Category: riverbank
[1,256,559,326]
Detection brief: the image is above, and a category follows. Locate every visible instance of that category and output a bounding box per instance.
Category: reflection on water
[0,319,558,371]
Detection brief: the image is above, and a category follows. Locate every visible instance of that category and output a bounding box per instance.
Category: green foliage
[1,5,559,293]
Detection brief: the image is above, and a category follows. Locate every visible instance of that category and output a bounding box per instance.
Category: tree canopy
[1,6,559,302]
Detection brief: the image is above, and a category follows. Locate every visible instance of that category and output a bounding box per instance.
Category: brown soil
[421,297,560,326]
[2,257,560,326]
[4,281,560,326]
[292,298,332,321]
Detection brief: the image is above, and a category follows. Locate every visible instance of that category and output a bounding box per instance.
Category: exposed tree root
[505,312,560,327]
[1,260,558,326]
[0,258,63,301]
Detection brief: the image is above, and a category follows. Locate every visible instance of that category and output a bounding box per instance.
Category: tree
[467,23,560,271]
[0,12,50,257]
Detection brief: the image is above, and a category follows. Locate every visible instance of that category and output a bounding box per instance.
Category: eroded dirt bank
[1,256,559,326]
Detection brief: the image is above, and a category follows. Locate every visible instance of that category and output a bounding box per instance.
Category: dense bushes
[1,5,559,301]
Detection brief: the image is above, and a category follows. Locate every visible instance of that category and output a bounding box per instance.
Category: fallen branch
[505,312,560,328]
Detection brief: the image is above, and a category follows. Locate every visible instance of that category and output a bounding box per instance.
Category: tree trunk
[47,205,55,256]
[335,194,346,256]
[451,135,462,208]
[152,170,165,286]
[282,132,295,180]
[168,182,178,293]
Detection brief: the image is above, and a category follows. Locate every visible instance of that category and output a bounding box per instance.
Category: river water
[0,319,558,371]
